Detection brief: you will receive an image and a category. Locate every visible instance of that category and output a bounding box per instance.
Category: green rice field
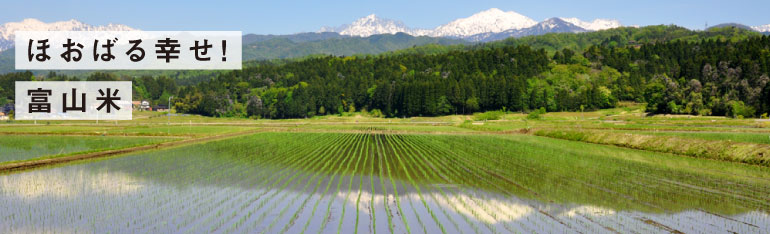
[0,135,175,163]
[2,131,768,233]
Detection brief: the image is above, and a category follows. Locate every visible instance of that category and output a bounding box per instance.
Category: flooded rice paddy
[1,132,769,233]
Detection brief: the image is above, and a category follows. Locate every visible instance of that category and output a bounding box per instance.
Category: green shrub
[698,108,712,116]
[527,107,547,120]
[369,109,384,118]
[473,111,504,121]
[729,101,755,118]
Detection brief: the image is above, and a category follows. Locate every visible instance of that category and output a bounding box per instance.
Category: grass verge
[534,128,770,167]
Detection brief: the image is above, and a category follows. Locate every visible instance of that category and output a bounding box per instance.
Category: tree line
[1,33,769,119]
[585,36,770,117]
[171,35,770,118]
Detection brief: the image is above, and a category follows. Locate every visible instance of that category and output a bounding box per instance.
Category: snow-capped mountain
[430,8,537,37]
[527,17,588,33]
[318,8,621,42]
[468,17,587,42]
[559,17,621,31]
[319,14,418,37]
[0,39,12,52]
[753,24,770,32]
[0,18,136,51]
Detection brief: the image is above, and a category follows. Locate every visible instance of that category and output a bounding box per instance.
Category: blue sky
[3,0,768,34]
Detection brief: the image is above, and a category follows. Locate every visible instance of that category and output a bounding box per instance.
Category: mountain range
[752,24,770,33]
[0,8,618,52]
[319,8,769,41]
[465,17,588,42]
[0,18,135,52]
[319,8,620,41]
[1,8,769,54]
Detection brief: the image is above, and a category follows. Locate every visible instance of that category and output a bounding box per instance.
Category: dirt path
[0,129,264,172]
[0,132,191,137]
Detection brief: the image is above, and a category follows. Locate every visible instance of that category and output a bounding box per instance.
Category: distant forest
[1,25,769,118]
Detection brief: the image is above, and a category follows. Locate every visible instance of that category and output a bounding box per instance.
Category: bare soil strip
[0,129,263,172]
